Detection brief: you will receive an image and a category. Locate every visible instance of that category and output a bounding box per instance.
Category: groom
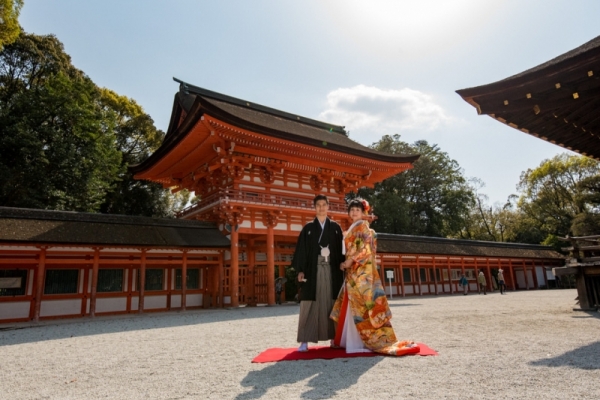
[291,194,344,352]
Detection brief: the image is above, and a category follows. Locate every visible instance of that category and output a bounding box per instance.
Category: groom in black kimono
[292,194,344,351]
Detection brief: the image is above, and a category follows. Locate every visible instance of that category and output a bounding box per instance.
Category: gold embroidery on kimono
[330,220,418,356]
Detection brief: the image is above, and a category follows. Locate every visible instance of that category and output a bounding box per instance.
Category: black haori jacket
[291,217,344,301]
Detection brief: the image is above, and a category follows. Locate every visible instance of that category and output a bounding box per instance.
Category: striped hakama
[297,255,335,342]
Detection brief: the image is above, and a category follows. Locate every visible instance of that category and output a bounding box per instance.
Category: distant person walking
[478,271,487,295]
[497,269,506,294]
[459,274,469,295]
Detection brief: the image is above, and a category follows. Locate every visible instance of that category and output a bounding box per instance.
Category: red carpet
[252,343,437,363]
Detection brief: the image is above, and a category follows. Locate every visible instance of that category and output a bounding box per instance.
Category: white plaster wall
[0,301,30,320]
[144,295,167,309]
[404,286,414,295]
[224,296,231,304]
[40,299,81,317]
[96,297,127,313]
[131,296,139,310]
[535,266,546,286]
[290,224,303,231]
[420,285,430,294]
[171,294,181,308]
[186,294,203,307]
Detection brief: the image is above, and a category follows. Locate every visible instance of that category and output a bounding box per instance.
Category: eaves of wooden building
[456,35,600,159]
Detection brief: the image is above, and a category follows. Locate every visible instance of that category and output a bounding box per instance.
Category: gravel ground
[1,289,598,400]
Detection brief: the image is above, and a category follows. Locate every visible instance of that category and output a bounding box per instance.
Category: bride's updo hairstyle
[347,198,370,215]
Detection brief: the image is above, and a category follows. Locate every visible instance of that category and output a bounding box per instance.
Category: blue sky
[19,0,600,204]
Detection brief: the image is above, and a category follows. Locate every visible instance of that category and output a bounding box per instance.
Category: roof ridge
[173,77,348,136]
[0,207,216,229]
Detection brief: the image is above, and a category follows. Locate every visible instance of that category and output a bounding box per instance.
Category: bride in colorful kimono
[330,198,419,356]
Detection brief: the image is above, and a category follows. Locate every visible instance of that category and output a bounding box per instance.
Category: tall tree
[516,153,600,242]
[0,0,23,49]
[0,32,121,211]
[359,135,475,237]
[97,88,189,217]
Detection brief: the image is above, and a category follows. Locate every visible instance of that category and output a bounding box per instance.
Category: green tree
[516,153,600,242]
[0,32,121,211]
[97,88,189,217]
[359,135,475,237]
[0,0,23,49]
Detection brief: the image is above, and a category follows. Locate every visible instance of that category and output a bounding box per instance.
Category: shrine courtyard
[1,289,598,399]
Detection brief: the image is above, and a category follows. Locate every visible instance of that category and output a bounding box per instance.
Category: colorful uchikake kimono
[330,220,419,356]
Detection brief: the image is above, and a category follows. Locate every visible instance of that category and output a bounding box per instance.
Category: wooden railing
[178,189,347,218]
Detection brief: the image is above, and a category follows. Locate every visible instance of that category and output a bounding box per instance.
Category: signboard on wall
[0,277,22,289]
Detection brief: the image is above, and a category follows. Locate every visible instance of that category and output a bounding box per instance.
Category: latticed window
[144,269,164,291]
[402,268,412,283]
[97,269,123,292]
[44,269,79,294]
[175,268,200,289]
[420,268,427,282]
[0,269,28,296]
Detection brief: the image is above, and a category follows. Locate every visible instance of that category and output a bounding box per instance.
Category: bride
[330,198,419,356]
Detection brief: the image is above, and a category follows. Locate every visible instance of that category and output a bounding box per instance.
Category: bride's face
[348,206,363,222]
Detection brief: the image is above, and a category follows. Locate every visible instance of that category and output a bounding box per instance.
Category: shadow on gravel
[236,357,382,399]
[571,311,600,320]
[530,341,600,370]
[0,304,302,346]
[388,303,422,308]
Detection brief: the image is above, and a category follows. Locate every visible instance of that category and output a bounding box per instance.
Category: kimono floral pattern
[331,220,418,356]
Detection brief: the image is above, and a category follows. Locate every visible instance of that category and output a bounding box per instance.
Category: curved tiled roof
[377,233,563,259]
[130,80,419,174]
[0,207,230,248]
[456,35,600,160]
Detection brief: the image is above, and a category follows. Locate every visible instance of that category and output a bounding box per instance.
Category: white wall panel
[0,301,30,320]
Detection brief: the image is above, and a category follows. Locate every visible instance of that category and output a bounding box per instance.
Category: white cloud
[318,85,452,145]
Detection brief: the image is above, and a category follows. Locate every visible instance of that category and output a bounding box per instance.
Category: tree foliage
[461,153,600,246]
[97,88,189,217]
[516,153,600,239]
[0,31,187,216]
[0,0,23,49]
[0,32,121,211]
[358,135,475,237]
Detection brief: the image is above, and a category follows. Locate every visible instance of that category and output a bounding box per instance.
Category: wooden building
[131,80,563,306]
[376,234,563,296]
[131,79,420,307]
[556,235,600,311]
[456,35,600,309]
[0,81,566,323]
[0,207,229,323]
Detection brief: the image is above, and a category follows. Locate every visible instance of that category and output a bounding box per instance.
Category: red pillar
[521,260,529,290]
[448,257,453,294]
[416,257,422,296]
[218,251,224,308]
[486,258,492,292]
[181,250,188,310]
[399,256,405,297]
[231,229,240,307]
[90,248,100,317]
[266,225,275,305]
[433,258,438,295]
[139,249,146,313]
[509,260,516,291]
[33,247,47,321]
[247,239,256,306]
